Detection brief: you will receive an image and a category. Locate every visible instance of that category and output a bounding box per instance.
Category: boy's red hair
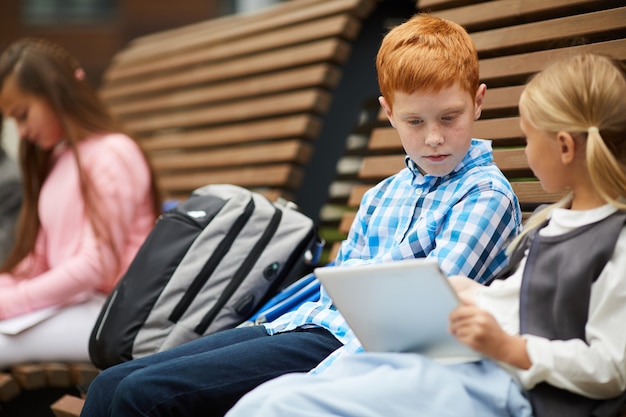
[376,14,479,110]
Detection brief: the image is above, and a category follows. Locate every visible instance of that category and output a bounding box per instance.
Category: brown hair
[376,13,480,110]
[0,38,161,273]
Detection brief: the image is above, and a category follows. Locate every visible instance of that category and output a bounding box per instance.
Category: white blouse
[475,204,626,399]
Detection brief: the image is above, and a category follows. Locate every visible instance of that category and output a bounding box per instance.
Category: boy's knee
[87,363,150,403]
[115,367,153,394]
[109,370,158,411]
[85,366,118,395]
[89,362,128,388]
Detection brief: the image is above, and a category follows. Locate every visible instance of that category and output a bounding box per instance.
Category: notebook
[315,258,482,363]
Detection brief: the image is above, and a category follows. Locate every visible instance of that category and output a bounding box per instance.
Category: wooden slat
[369,128,400,151]
[106,15,361,83]
[10,364,46,390]
[125,0,370,46]
[51,395,85,417]
[359,155,403,180]
[483,85,524,112]
[432,0,614,31]
[68,363,100,386]
[166,188,295,207]
[158,164,303,192]
[340,211,357,233]
[348,185,371,207]
[480,38,626,82]
[139,115,321,151]
[150,140,313,171]
[0,372,20,402]
[122,89,332,135]
[472,7,626,55]
[110,65,340,118]
[492,147,529,173]
[328,243,342,265]
[419,0,483,12]
[472,117,522,142]
[43,363,72,388]
[102,39,350,101]
[511,181,567,204]
[110,0,375,65]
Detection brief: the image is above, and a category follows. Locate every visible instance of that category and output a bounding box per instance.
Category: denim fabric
[81,325,342,417]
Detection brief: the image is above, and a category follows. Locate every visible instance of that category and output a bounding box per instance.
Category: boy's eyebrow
[398,106,466,117]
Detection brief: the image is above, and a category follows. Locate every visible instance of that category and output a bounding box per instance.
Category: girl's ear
[378,96,395,128]
[556,131,576,165]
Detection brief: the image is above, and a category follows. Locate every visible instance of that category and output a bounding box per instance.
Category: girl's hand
[449,303,531,369]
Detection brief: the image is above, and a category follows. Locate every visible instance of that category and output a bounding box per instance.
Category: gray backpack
[89,184,321,370]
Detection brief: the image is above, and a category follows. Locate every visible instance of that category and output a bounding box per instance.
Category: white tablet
[315,258,481,363]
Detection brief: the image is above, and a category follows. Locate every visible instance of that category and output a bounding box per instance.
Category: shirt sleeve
[0,136,152,320]
[515,229,626,399]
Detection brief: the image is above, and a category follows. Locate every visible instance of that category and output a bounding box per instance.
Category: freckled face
[519,108,565,194]
[0,74,65,150]
[380,83,484,177]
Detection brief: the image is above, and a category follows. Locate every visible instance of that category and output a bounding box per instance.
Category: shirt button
[415,189,422,196]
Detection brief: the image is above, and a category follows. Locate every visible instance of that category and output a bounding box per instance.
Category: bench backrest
[99,0,379,204]
[319,0,626,261]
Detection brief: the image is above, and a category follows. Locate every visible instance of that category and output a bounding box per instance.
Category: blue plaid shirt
[264,139,521,372]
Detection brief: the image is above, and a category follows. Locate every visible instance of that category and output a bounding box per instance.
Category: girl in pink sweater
[0,38,161,367]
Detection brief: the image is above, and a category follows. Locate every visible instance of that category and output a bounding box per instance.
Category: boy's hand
[449,303,531,369]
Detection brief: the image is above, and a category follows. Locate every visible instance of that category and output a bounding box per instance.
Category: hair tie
[588,126,599,135]
[74,68,86,81]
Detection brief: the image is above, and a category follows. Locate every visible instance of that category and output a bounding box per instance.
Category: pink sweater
[0,133,156,319]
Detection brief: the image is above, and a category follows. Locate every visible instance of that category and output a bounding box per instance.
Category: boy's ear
[556,131,576,165]
[378,96,395,128]
[473,84,487,120]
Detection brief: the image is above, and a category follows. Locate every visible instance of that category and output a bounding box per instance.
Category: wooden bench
[99,0,381,206]
[0,362,99,416]
[1,0,421,416]
[11,0,624,415]
[96,0,419,221]
[319,0,626,260]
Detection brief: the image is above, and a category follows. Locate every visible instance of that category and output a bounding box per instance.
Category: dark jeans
[80,325,342,417]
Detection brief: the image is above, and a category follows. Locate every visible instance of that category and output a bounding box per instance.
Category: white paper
[0,306,61,335]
